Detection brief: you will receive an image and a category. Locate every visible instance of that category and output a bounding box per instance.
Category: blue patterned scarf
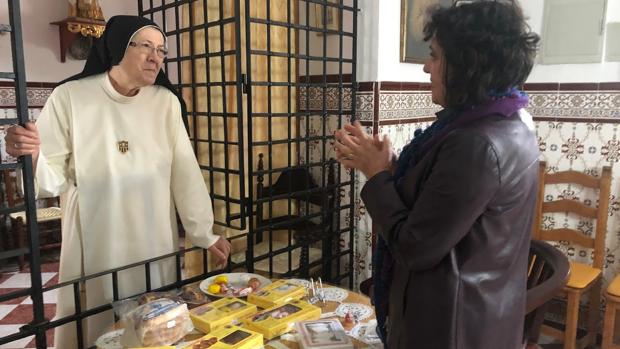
[372,89,529,344]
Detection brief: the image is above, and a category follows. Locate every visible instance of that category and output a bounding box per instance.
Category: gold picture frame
[400,0,454,63]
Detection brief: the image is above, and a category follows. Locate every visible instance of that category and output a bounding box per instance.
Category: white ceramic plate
[94,329,124,349]
[199,272,271,298]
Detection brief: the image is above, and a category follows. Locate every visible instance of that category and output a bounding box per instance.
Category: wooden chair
[524,239,571,348]
[532,161,612,349]
[2,169,62,270]
[236,153,336,278]
[602,275,620,349]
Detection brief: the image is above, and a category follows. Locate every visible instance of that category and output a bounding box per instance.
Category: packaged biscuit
[242,299,321,339]
[189,297,257,334]
[246,279,306,309]
[181,325,263,349]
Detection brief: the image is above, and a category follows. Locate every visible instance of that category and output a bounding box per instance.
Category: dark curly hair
[423,0,540,108]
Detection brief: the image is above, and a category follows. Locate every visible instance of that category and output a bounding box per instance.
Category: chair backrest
[3,169,24,208]
[531,161,612,269]
[2,169,58,209]
[524,239,571,344]
[254,153,337,242]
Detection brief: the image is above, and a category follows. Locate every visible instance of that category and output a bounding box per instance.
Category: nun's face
[121,27,166,87]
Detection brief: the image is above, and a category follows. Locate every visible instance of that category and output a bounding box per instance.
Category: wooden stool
[603,275,620,349]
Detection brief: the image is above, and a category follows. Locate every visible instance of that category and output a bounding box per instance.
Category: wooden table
[105,283,376,349]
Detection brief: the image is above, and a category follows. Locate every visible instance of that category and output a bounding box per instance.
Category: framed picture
[400,0,453,63]
[314,0,340,34]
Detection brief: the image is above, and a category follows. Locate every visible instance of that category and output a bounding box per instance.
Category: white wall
[375,0,428,82]
[355,0,620,83]
[355,0,379,82]
[521,0,620,82]
[0,0,137,83]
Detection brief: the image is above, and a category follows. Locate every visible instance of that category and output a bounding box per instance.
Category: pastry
[132,299,192,346]
[247,277,261,290]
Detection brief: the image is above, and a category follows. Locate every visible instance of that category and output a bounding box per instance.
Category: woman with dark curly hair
[335,1,540,348]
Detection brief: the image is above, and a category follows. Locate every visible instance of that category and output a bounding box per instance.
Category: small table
[105,283,377,349]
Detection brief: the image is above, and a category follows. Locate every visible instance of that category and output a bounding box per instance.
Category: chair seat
[9,207,62,223]
[565,262,601,289]
[607,275,620,297]
[231,241,321,275]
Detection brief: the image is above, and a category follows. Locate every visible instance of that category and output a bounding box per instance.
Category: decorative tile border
[0,83,54,108]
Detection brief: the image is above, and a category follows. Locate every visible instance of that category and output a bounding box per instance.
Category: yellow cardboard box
[189,298,257,334]
[243,299,321,339]
[181,325,263,349]
[246,279,306,309]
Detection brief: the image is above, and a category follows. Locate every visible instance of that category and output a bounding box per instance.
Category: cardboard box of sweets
[181,325,263,349]
[243,299,321,340]
[246,279,306,309]
[189,297,258,334]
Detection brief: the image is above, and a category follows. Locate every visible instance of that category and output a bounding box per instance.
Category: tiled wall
[348,81,620,328]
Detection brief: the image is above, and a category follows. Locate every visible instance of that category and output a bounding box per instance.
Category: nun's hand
[4,122,40,168]
[5,122,39,157]
[334,121,393,179]
[208,236,231,269]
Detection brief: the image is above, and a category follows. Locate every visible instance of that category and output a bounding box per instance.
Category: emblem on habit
[117,140,129,154]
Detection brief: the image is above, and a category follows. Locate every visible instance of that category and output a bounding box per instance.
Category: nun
[5,15,231,348]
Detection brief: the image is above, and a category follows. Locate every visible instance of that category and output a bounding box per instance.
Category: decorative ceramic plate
[287,278,311,288]
[321,287,349,302]
[349,319,382,344]
[335,302,374,321]
[199,273,271,298]
[94,329,124,349]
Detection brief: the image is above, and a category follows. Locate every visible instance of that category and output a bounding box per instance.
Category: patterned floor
[0,260,58,349]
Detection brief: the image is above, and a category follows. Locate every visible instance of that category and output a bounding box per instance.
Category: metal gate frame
[0,0,359,347]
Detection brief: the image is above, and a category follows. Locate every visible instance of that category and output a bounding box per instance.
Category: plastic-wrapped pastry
[179,285,208,306]
[247,277,261,291]
[129,298,193,347]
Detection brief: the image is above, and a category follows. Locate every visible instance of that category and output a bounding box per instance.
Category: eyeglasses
[128,41,168,58]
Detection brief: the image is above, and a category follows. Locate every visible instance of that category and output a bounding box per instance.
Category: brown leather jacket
[361,113,539,349]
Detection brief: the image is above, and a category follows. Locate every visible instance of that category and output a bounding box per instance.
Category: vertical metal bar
[138,0,144,17]
[203,246,209,274]
[145,262,152,292]
[174,0,182,107]
[219,0,232,222]
[331,0,345,283]
[161,1,169,75]
[188,0,198,154]
[73,283,85,348]
[8,0,46,347]
[244,0,255,273]
[149,0,154,20]
[320,0,329,280]
[112,272,119,302]
[176,253,182,284]
[286,0,293,274]
[234,0,247,230]
[266,0,274,278]
[348,0,358,289]
[203,0,216,201]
